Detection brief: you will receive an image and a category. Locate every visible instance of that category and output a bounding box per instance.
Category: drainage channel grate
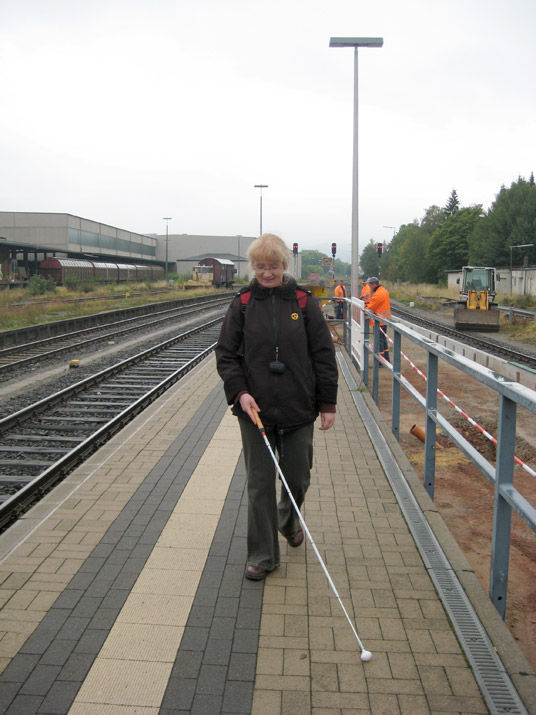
[337,353,528,715]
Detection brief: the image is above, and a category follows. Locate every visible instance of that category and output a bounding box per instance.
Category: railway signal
[377,243,383,257]
[331,243,337,258]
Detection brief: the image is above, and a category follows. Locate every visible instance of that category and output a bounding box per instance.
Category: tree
[399,222,432,283]
[444,189,460,218]
[427,206,483,282]
[391,206,446,284]
[299,249,327,280]
[419,205,447,240]
[469,176,536,266]
[360,239,382,279]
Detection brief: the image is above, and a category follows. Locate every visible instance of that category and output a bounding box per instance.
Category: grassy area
[388,282,459,309]
[495,315,536,345]
[2,278,534,346]
[0,281,232,332]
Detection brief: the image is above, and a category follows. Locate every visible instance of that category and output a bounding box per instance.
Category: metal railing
[360,311,536,619]
[498,304,536,324]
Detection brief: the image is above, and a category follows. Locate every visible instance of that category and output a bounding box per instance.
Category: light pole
[509,243,534,296]
[329,37,383,298]
[254,184,268,236]
[236,235,242,279]
[163,217,172,282]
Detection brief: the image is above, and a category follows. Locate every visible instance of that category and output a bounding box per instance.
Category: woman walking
[215,234,338,580]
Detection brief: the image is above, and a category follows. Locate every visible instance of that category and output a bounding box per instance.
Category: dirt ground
[327,301,536,671]
[367,340,536,673]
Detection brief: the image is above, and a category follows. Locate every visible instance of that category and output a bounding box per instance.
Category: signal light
[293,243,298,255]
[377,243,383,257]
[331,242,336,257]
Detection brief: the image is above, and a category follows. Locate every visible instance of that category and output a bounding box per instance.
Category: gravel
[0,309,224,420]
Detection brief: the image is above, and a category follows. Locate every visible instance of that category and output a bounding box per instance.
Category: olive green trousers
[238,417,314,571]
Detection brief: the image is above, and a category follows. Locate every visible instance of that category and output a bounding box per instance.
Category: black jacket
[215,277,338,429]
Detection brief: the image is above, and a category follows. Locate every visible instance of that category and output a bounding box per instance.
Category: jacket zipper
[271,294,281,426]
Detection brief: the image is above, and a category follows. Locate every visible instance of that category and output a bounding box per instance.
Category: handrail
[361,309,536,619]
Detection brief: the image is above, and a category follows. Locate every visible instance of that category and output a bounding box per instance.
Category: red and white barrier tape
[379,327,536,478]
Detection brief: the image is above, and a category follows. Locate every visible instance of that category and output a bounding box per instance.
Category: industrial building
[158,233,255,281]
[0,212,256,284]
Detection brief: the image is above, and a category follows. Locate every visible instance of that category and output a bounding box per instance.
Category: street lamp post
[509,243,534,296]
[329,37,383,298]
[254,184,268,236]
[163,217,172,282]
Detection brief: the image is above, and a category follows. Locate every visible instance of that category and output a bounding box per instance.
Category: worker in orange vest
[366,277,391,362]
[361,281,371,303]
[334,279,347,319]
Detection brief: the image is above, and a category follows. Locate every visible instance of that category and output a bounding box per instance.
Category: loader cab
[460,267,496,300]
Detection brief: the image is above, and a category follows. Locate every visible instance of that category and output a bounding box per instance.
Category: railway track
[0,318,222,531]
[392,303,536,370]
[0,295,230,375]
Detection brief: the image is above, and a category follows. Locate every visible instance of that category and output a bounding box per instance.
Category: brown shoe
[245,565,268,581]
[287,528,304,548]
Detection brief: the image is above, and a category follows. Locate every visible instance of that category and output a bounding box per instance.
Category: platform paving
[0,352,532,713]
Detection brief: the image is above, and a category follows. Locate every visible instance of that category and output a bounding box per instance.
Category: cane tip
[360,650,372,662]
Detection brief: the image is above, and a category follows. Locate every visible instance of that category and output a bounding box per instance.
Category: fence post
[490,394,516,619]
[371,319,380,404]
[391,329,401,441]
[424,352,438,500]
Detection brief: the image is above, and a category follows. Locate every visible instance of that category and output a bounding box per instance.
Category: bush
[81,280,97,293]
[27,275,56,296]
[64,275,80,291]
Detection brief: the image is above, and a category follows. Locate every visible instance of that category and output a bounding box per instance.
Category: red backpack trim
[240,288,308,312]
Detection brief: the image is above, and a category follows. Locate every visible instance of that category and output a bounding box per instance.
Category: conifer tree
[444,189,460,218]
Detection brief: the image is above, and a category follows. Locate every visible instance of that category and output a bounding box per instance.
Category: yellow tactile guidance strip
[0,359,221,674]
[69,410,241,712]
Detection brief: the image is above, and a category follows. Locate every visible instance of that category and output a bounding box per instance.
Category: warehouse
[0,212,255,284]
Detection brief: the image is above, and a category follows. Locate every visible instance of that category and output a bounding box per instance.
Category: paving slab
[0,353,533,713]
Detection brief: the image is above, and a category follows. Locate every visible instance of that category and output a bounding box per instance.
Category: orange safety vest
[367,284,391,326]
[334,283,347,301]
[361,283,371,301]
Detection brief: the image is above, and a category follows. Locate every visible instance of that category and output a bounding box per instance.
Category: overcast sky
[1,0,535,261]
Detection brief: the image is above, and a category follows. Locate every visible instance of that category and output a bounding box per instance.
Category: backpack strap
[239,289,252,314]
[295,288,309,311]
[239,286,309,316]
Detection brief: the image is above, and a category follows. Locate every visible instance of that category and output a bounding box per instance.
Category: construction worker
[334,279,347,319]
[366,277,391,363]
[361,280,371,303]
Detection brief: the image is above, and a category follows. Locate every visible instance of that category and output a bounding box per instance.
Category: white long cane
[253,411,372,662]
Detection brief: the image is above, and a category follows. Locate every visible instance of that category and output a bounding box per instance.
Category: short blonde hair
[247,234,289,272]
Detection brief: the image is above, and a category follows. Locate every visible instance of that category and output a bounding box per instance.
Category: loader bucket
[454,307,500,332]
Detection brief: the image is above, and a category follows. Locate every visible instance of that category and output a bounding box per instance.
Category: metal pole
[163,217,172,282]
[510,246,513,297]
[351,47,359,300]
[254,184,268,237]
[329,38,383,300]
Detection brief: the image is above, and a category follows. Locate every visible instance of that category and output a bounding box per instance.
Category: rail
[0,319,222,530]
[360,310,536,621]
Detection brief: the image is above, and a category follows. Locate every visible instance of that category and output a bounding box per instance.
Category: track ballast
[0,318,222,531]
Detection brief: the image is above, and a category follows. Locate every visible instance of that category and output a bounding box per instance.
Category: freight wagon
[39,258,165,284]
[182,258,235,289]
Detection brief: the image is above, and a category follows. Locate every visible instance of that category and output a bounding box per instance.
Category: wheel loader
[453,266,501,331]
